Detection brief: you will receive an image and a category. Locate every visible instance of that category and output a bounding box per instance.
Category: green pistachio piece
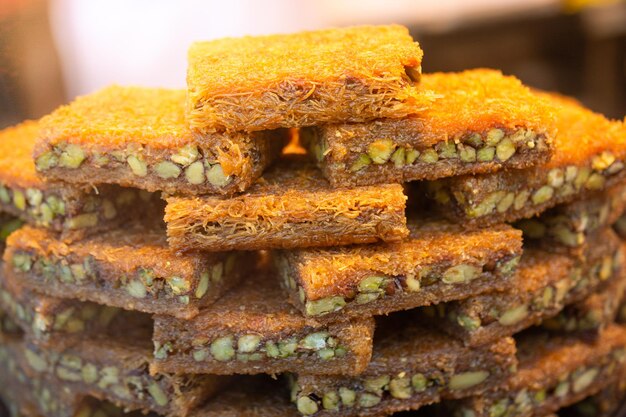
[486,129,505,146]
[171,144,199,166]
[154,161,182,179]
[317,348,335,360]
[305,296,346,316]
[574,167,591,190]
[459,145,477,162]
[302,332,329,350]
[547,168,564,188]
[12,253,32,272]
[531,186,554,205]
[184,161,205,185]
[210,336,235,361]
[554,380,569,397]
[322,391,340,411]
[572,368,599,393]
[498,305,528,326]
[35,151,58,170]
[405,272,420,292]
[350,154,372,172]
[66,213,98,229]
[419,148,439,163]
[442,264,480,284]
[238,334,262,353]
[457,314,481,331]
[496,192,515,213]
[438,141,457,159]
[265,341,280,358]
[193,348,209,362]
[126,280,147,298]
[278,339,297,358]
[449,370,489,390]
[405,149,420,164]
[364,375,390,395]
[390,147,406,168]
[195,272,210,299]
[81,363,99,384]
[168,276,190,295]
[389,376,412,399]
[585,173,606,190]
[59,144,85,169]
[359,393,382,408]
[70,263,86,281]
[477,146,495,162]
[148,382,169,407]
[57,367,82,382]
[355,292,380,304]
[25,349,48,372]
[0,185,10,203]
[367,139,395,164]
[297,396,319,415]
[46,195,66,215]
[26,188,43,206]
[465,133,483,148]
[339,387,356,407]
[13,190,26,211]
[358,275,386,293]
[126,155,148,177]
[513,190,530,211]
[495,138,515,162]
[591,151,615,171]
[207,164,230,187]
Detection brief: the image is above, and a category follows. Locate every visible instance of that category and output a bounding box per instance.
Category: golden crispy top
[414,69,556,145]
[0,121,43,188]
[537,92,626,167]
[187,25,422,97]
[39,86,196,149]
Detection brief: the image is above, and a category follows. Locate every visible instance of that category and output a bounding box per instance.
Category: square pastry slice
[426,93,626,227]
[303,69,555,187]
[186,25,424,133]
[35,86,287,195]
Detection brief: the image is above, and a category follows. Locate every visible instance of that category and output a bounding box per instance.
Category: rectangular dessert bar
[0,121,162,236]
[427,229,622,346]
[0,264,150,344]
[302,69,555,187]
[152,272,374,376]
[542,263,626,335]
[165,156,408,252]
[425,92,626,227]
[4,225,247,319]
[456,325,626,417]
[291,318,517,417]
[276,220,522,324]
[35,86,287,195]
[17,331,223,417]
[517,183,626,250]
[186,25,424,133]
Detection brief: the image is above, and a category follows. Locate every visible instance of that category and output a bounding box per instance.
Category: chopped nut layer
[429,231,622,346]
[426,92,626,227]
[17,334,223,417]
[0,264,150,344]
[35,87,288,195]
[292,320,516,417]
[187,25,423,133]
[0,121,162,236]
[303,69,555,187]
[152,273,374,376]
[542,260,626,335]
[165,156,408,252]
[517,184,626,250]
[456,325,626,417]
[277,220,522,323]
[4,225,247,319]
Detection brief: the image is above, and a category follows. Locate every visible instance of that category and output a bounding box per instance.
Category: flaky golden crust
[152,274,374,376]
[277,220,522,323]
[186,25,423,133]
[459,325,626,417]
[426,92,626,227]
[433,230,622,347]
[35,86,287,195]
[4,225,247,319]
[293,320,516,417]
[304,69,555,187]
[165,156,408,252]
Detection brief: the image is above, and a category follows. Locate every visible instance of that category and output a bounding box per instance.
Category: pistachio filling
[442,251,620,334]
[0,286,123,339]
[310,128,546,172]
[293,368,491,415]
[282,255,520,317]
[0,182,140,229]
[10,250,235,304]
[23,346,175,408]
[431,152,625,219]
[156,330,349,363]
[36,143,233,189]
[517,200,613,247]
[475,349,626,417]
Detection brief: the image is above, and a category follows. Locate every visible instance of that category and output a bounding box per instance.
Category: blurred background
[0,0,624,129]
